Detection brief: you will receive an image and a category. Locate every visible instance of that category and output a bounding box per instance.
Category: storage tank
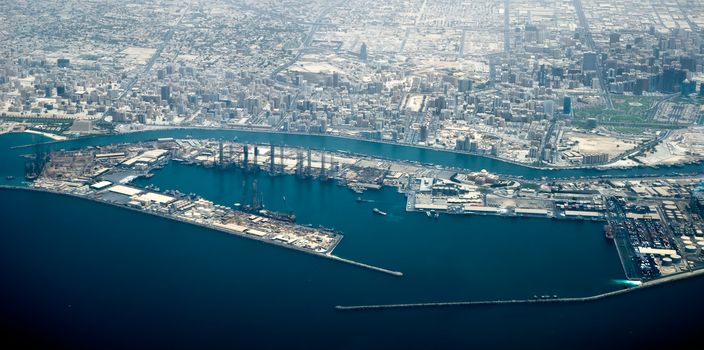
[685,245,697,253]
[670,254,682,263]
[661,257,673,266]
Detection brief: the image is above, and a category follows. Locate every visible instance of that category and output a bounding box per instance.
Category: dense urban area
[1,0,703,169]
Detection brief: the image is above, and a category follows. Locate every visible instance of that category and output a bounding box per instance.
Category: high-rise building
[419,124,428,142]
[360,43,368,61]
[161,85,171,101]
[458,79,473,92]
[544,100,554,117]
[582,153,608,165]
[609,33,620,44]
[503,0,510,54]
[562,95,572,115]
[582,52,597,71]
[57,58,70,68]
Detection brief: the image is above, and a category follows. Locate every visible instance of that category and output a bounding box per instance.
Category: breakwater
[335,268,704,311]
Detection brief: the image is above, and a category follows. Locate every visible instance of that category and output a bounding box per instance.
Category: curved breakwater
[335,268,704,311]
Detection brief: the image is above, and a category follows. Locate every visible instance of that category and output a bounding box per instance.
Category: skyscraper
[563,95,572,115]
[360,43,368,61]
[161,85,171,101]
[57,58,70,68]
[458,79,473,92]
[503,0,510,54]
[582,52,598,71]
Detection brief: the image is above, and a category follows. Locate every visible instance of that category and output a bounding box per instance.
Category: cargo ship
[372,208,387,216]
[234,203,296,223]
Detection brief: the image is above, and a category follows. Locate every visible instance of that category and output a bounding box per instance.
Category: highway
[572,0,613,109]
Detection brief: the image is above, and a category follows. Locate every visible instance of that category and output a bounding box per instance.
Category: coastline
[23,129,68,141]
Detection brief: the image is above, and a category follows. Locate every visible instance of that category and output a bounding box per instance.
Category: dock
[335,268,704,311]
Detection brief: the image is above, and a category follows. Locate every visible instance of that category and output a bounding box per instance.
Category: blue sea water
[1,131,703,349]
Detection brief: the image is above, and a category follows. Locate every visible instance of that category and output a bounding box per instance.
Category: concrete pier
[328,255,403,276]
[335,268,704,311]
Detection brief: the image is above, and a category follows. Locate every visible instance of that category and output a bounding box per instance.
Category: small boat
[372,208,387,216]
[5,175,15,180]
[356,197,374,203]
[426,210,439,219]
[604,224,614,240]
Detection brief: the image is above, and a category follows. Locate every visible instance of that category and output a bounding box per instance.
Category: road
[270,0,343,80]
[572,0,613,109]
[115,2,191,101]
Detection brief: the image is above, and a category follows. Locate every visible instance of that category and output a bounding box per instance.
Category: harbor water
[1,131,704,348]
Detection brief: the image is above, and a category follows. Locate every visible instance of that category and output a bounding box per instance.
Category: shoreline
[6,126,703,172]
[23,129,68,141]
[0,185,403,278]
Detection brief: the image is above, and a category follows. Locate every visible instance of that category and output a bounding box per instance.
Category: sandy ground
[24,129,67,141]
[563,131,637,157]
[637,126,704,165]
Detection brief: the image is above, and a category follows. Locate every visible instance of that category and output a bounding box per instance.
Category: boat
[426,210,439,219]
[257,209,296,223]
[355,196,374,203]
[5,175,14,180]
[237,203,296,223]
[372,208,387,216]
[351,186,365,194]
[604,224,614,240]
